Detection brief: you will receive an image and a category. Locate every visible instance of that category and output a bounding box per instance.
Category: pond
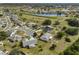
[33,13,65,17]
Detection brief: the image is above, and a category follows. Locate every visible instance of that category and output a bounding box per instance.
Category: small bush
[65,37,71,42]
[62,26,67,30]
[42,19,52,25]
[49,44,56,50]
[56,32,66,39]
[38,45,42,48]
[9,48,25,55]
[0,31,8,41]
[33,32,37,37]
[64,49,74,55]
[0,14,3,16]
[38,48,43,52]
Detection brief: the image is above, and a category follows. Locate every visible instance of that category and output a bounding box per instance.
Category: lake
[34,13,65,17]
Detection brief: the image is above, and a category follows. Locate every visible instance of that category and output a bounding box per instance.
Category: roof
[22,26,35,36]
[22,36,37,47]
[23,36,36,41]
[40,33,52,41]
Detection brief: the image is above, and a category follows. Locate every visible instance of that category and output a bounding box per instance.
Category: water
[34,13,65,17]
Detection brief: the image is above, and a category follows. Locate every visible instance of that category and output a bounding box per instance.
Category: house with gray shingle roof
[40,33,53,42]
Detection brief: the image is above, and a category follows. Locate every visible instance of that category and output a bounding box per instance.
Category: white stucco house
[9,29,22,42]
[9,34,22,42]
[22,36,37,48]
[40,33,53,41]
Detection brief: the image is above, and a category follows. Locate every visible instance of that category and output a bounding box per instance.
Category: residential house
[9,29,22,42]
[22,36,37,48]
[42,25,53,32]
[40,33,53,42]
[22,26,35,36]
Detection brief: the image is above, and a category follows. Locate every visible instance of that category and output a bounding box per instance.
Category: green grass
[14,13,79,54]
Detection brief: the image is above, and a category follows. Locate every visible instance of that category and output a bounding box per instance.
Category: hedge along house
[22,36,37,48]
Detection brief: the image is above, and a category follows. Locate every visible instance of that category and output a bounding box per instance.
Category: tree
[38,48,43,52]
[65,28,78,36]
[49,44,56,50]
[33,32,37,37]
[65,37,71,42]
[62,26,67,31]
[0,31,8,41]
[63,38,79,55]
[9,48,25,55]
[56,32,66,39]
[0,14,3,17]
[54,21,60,25]
[64,49,74,55]
[42,19,52,25]
[67,19,79,27]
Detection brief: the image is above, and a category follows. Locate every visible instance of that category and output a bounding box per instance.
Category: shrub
[65,28,78,36]
[38,48,43,52]
[9,48,25,55]
[71,43,79,51]
[67,19,79,27]
[0,14,3,16]
[65,37,71,42]
[38,45,42,48]
[64,49,74,55]
[33,32,37,37]
[62,26,67,30]
[42,19,52,25]
[49,44,56,50]
[56,32,66,39]
[0,31,8,41]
